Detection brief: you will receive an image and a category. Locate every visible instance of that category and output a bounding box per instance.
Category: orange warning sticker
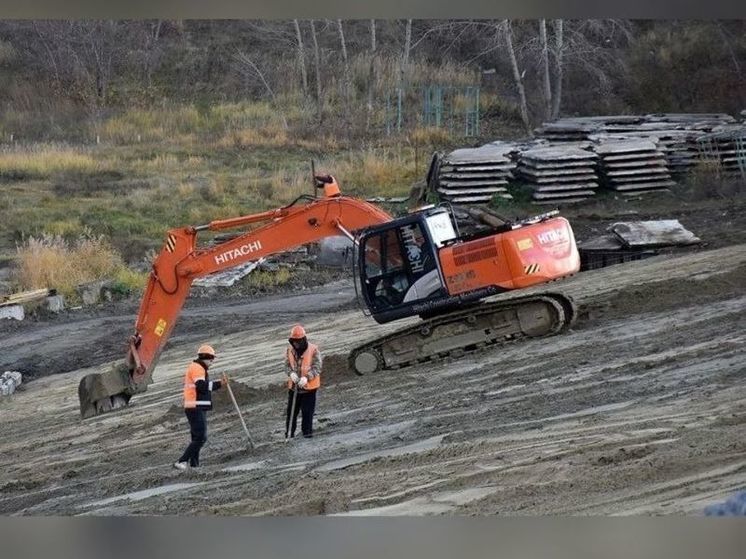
[154,318,167,337]
[517,238,534,251]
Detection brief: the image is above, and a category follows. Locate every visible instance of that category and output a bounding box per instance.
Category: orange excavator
[78,175,580,418]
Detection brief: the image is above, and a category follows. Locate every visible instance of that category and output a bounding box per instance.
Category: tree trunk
[400,19,412,87]
[144,20,162,88]
[539,19,552,121]
[309,19,323,121]
[551,19,564,120]
[337,19,351,107]
[293,19,308,97]
[366,19,377,128]
[504,21,532,135]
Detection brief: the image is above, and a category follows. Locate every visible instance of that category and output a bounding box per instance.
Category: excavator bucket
[78,362,134,419]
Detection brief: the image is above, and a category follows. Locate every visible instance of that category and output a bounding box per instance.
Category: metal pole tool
[285,384,298,441]
[223,374,254,449]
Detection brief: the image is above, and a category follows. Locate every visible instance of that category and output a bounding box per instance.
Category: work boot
[173,461,188,471]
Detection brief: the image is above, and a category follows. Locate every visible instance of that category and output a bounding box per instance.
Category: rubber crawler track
[348,292,577,375]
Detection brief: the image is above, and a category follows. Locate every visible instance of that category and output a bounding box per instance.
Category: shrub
[244,267,291,290]
[682,160,746,200]
[13,229,133,302]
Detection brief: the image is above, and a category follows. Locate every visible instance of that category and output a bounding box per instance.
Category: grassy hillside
[0,102,459,297]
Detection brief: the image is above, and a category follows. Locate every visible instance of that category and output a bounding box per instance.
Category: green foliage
[243,268,292,290]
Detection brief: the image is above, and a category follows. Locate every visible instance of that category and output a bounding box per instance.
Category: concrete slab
[0,305,24,321]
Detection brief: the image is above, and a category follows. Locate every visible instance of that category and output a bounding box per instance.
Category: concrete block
[0,304,24,321]
[46,295,65,313]
[0,371,22,397]
[78,281,105,306]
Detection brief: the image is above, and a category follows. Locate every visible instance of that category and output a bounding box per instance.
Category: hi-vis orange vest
[183,361,212,409]
[287,343,320,390]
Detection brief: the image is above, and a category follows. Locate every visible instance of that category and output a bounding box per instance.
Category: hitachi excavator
[78,175,580,418]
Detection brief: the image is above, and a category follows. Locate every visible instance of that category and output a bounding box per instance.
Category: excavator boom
[78,183,391,418]
[78,176,581,419]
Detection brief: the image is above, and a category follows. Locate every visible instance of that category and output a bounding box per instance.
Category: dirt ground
[1,193,745,516]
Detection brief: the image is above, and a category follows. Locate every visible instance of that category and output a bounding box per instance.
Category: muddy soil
[1,193,745,516]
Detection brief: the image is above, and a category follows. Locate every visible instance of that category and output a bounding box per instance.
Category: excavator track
[349,292,576,375]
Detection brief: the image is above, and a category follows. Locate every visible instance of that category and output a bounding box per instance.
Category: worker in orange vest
[285,324,322,439]
[174,344,225,470]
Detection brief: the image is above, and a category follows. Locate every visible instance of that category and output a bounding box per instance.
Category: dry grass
[216,124,290,149]
[329,149,417,197]
[14,229,131,301]
[261,148,417,201]
[0,145,103,178]
[409,126,451,146]
[682,160,746,200]
[101,102,304,147]
[100,106,205,144]
[263,170,311,204]
[135,153,205,173]
[350,55,478,92]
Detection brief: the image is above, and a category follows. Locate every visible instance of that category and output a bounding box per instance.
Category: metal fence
[384,85,480,137]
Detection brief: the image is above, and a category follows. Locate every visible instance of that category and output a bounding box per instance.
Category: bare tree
[715,21,742,78]
[293,19,308,97]
[143,20,163,88]
[337,19,352,107]
[233,50,289,129]
[400,19,412,87]
[367,20,377,113]
[551,19,564,119]
[31,21,61,86]
[309,19,323,120]
[504,21,532,135]
[539,19,552,121]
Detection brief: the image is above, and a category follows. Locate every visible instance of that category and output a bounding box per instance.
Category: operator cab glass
[359,209,456,323]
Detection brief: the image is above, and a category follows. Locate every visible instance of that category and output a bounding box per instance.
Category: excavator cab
[358,207,458,323]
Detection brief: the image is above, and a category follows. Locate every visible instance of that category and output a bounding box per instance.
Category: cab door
[359,217,445,322]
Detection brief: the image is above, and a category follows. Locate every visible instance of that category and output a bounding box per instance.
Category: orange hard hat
[289,324,306,339]
[197,344,216,357]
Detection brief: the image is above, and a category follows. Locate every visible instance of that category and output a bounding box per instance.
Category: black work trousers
[178,408,207,466]
[285,389,317,438]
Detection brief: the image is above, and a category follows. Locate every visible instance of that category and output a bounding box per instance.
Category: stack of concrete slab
[193,259,265,288]
[595,139,675,195]
[435,144,515,204]
[589,130,699,175]
[538,114,737,177]
[516,146,599,204]
[538,116,643,142]
[696,124,746,178]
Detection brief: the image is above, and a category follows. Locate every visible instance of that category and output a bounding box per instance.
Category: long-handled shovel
[285,384,298,442]
[222,374,254,449]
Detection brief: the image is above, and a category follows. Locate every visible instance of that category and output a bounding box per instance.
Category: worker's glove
[290,372,299,384]
[298,377,308,388]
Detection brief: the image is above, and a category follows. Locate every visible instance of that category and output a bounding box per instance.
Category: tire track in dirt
[1,244,745,515]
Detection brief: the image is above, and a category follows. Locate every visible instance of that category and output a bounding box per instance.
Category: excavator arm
[79,180,391,418]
